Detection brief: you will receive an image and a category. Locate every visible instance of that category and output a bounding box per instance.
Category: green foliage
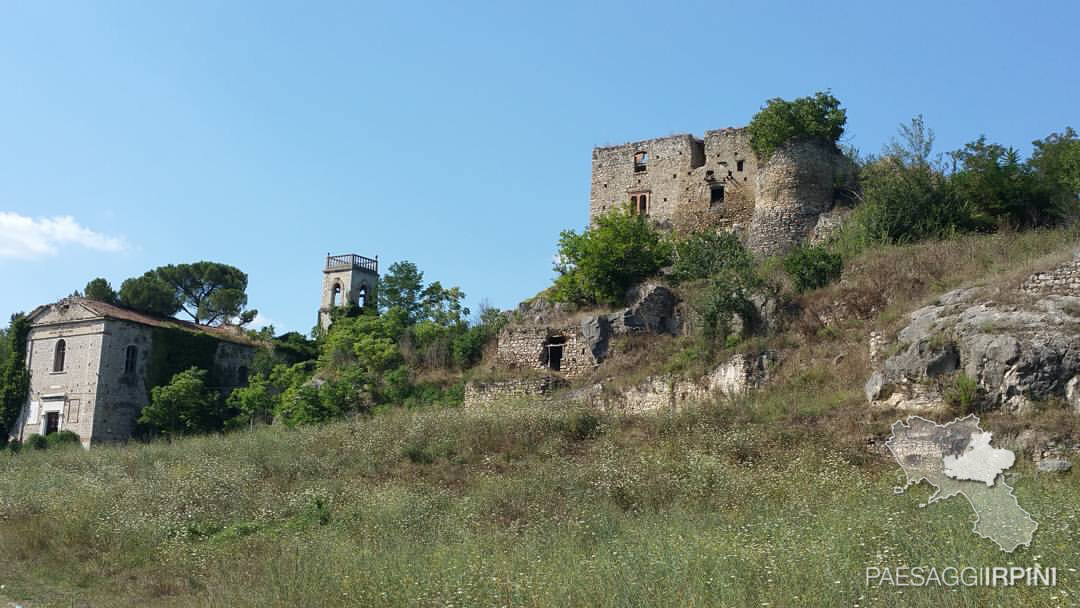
[24,433,47,450]
[378,261,471,327]
[551,205,673,307]
[840,117,1077,253]
[83,277,118,303]
[379,261,427,323]
[155,261,255,326]
[1030,127,1080,214]
[145,327,222,394]
[670,232,763,347]
[45,430,80,448]
[118,271,181,317]
[670,231,754,285]
[782,245,843,292]
[226,373,276,428]
[748,91,847,159]
[0,313,31,447]
[562,409,601,441]
[944,373,979,416]
[950,136,1056,228]
[138,367,225,437]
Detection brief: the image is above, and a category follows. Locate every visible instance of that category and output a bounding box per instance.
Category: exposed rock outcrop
[866,255,1080,413]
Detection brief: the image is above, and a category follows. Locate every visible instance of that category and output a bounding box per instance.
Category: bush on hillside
[783,245,843,292]
[670,231,754,285]
[45,430,80,448]
[138,367,225,437]
[25,434,47,450]
[551,205,673,307]
[748,91,847,160]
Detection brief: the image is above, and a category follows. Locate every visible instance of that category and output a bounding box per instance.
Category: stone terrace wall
[1021,252,1080,296]
[463,377,568,407]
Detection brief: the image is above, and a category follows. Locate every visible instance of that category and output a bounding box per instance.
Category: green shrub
[670,231,753,284]
[5,439,19,454]
[563,410,601,441]
[944,374,979,415]
[45,430,80,448]
[783,245,843,292]
[748,91,847,160]
[25,434,47,450]
[551,205,673,307]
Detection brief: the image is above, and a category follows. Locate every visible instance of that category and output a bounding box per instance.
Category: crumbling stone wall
[590,129,756,232]
[496,324,595,378]
[463,376,568,407]
[590,126,852,254]
[1021,252,1080,296]
[747,139,854,255]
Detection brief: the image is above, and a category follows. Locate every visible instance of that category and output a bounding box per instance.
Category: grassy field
[2,228,1078,607]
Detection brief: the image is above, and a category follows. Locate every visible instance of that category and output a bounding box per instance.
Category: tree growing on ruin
[551,205,673,307]
[748,91,847,160]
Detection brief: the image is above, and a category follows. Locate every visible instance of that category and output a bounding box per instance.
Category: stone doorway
[44,411,60,435]
[542,336,568,372]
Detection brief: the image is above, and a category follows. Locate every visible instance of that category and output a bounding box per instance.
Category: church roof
[29,297,258,346]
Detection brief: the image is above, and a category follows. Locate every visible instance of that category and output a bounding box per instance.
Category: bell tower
[319,253,379,331]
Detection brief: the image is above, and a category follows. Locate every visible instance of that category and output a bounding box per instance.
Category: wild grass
[2,227,1079,607]
[1,399,1077,607]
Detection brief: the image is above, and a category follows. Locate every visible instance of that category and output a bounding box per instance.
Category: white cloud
[248,312,274,330]
[0,212,126,259]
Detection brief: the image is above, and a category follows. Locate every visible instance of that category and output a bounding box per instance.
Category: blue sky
[1,0,1077,334]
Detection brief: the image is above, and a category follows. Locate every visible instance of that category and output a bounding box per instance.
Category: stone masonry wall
[463,377,568,407]
[589,129,757,233]
[1021,252,1080,296]
[18,318,108,447]
[747,139,852,255]
[495,324,595,378]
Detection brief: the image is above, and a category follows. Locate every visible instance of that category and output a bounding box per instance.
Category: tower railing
[325,253,378,273]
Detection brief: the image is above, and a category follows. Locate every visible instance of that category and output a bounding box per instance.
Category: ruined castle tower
[318,253,379,331]
[589,127,854,254]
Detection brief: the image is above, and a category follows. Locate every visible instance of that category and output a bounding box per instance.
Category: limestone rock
[867,256,1080,412]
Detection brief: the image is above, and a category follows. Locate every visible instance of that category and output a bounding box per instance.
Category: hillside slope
[1,228,1078,608]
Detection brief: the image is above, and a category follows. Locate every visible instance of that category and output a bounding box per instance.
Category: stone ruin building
[589,126,856,254]
[9,298,255,448]
[318,253,379,331]
[469,124,853,405]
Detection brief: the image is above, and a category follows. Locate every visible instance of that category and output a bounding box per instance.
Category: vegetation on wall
[748,91,847,160]
[145,326,223,393]
[0,314,30,448]
[551,205,673,307]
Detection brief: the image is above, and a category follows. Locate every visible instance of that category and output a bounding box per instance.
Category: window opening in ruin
[53,339,66,373]
[541,336,568,372]
[705,169,715,181]
[737,159,745,172]
[124,345,137,375]
[44,412,60,435]
[638,193,648,214]
[633,151,648,173]
[331,283,342,307]
[357,284,368,308]
[710,184,725,206]
[630,195,638,212]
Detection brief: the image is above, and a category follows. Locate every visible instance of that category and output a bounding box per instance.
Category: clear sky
[1,0,1077,334]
